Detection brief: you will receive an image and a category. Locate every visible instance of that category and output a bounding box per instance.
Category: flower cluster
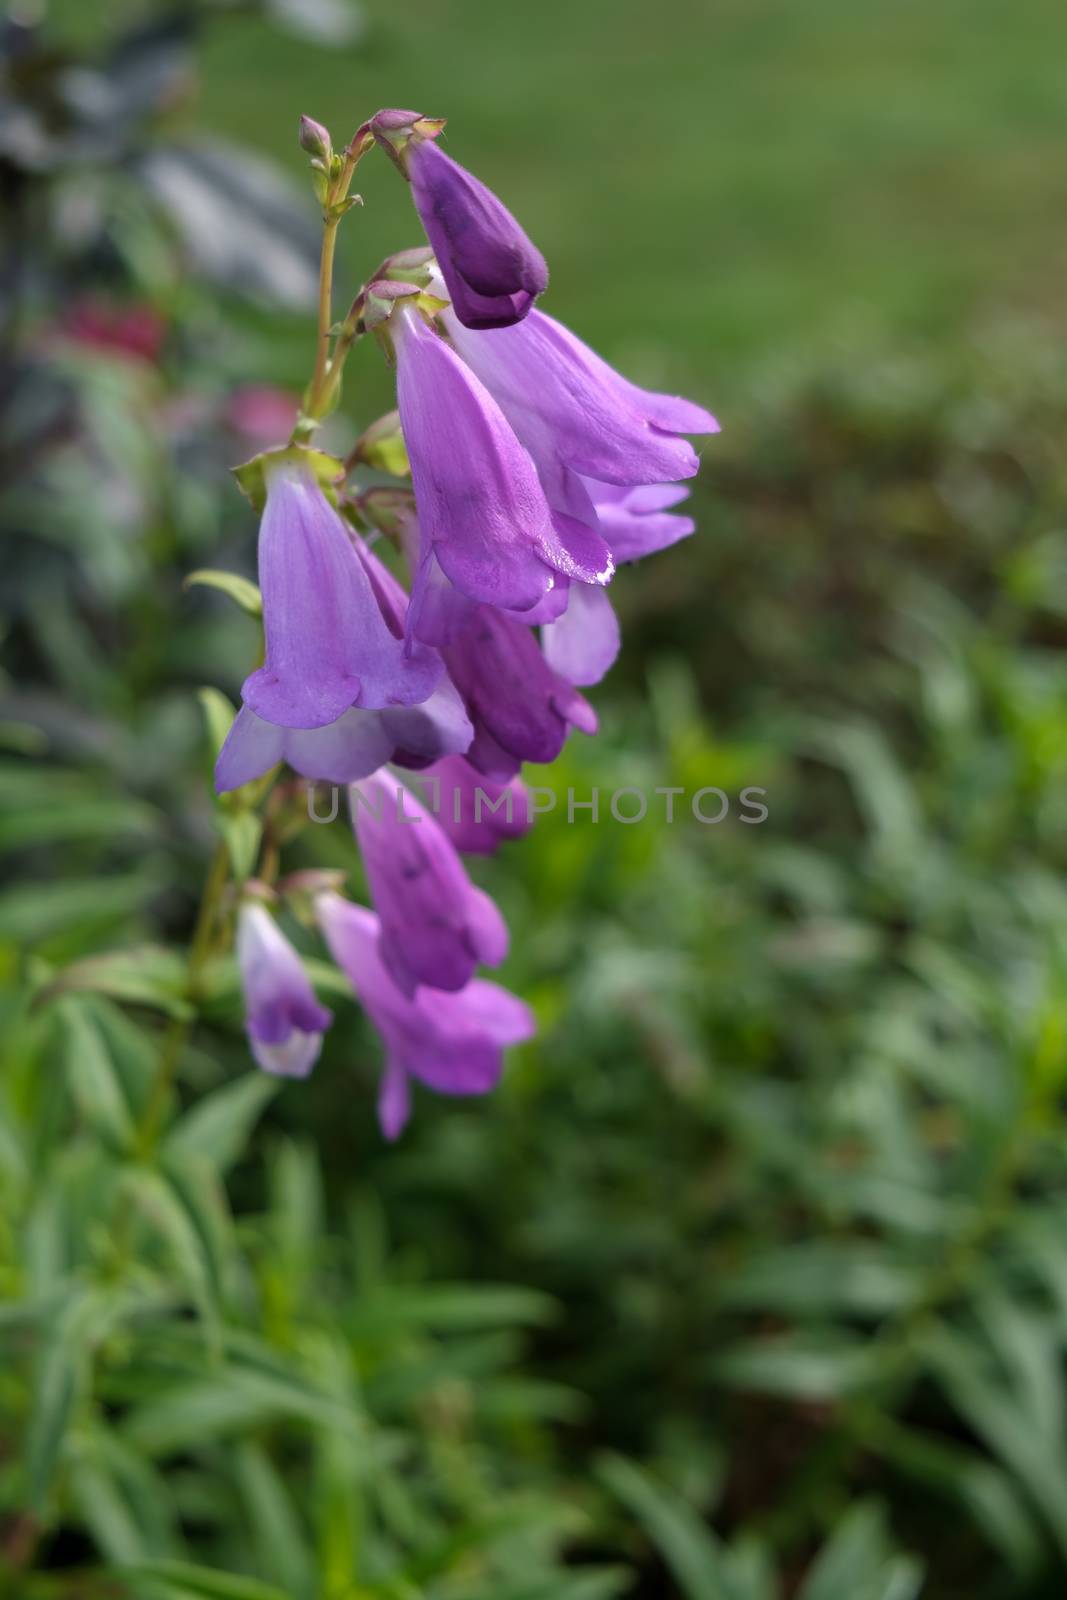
[226,110,717,1137]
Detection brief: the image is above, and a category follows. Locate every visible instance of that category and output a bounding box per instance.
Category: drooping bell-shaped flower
[444,603,597,780]
[242,462,441,729]
[237,900,332,1078]
[371,110,547,330]
[419,755,530,855]
[441,301,719,489]
[316,894,535,1139]
[391,301,612,630]
[350,770,508,996]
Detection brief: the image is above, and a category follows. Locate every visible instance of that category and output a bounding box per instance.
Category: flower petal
[540,583,621,687]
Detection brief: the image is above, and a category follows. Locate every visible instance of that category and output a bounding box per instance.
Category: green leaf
[218,810,263,882]
[797,1504,921,1600]
[198,687,237,759]
[25,1285,98,1513]
[185,570,263,618]
[120,1168,221,1344]
[0,870,162,945]
[597,1453,744,1600]
[58,999,135,1152]
[166,1073,279,1173]
[39,946,191,1020]
[119,1561,289,1600]
[233,1442,315,1600]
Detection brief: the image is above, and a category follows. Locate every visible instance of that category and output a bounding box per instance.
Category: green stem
[298,139,367,434]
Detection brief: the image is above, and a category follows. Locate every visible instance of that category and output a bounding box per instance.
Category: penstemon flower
[198,106,715,1135]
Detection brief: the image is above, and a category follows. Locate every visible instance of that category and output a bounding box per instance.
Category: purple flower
[584,480,697,562]
[419,755,530,855]
[393,304,612,630]
[403,133,547,329]
[242,463,441,729]
[442,303,718,489]
[540,582,621,688]
[535,484,696,689]
[444,604,597,780]
[316,893,535,1139]
[214,679,473,792]
[350,770,508,996]
[237,901,332,1078]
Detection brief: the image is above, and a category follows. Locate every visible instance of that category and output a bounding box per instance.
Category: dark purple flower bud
[392,304,612,627]
[298,115,331,160]
[443,604,597,781]
[442,302,719,488]
[242,464,441,730]
[421,756,530,855]
[350,770,508,996]
[237,901,332,1078]
[316,894,535,1139]
[406,137,548,329]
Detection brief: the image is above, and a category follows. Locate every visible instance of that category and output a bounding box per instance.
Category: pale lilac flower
[444,604,597,780]
[421,755,530,855]
[237,901,332,1078]
[392,303,612,630]
[317,894,535,1139]
[243,463,440,729]
[350,770,508,996]
[442,302,718,489]
[402,130,547,329]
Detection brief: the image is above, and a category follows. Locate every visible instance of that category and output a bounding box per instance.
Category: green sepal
[198,688,237,761]
[232,446,345,512]
[184,569,263,617]
[350,410,410,477]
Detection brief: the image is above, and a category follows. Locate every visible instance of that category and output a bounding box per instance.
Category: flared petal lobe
[243,465,440,729]
[408,138,547,329]
[443,305,717,488]
[583,480,697,563]
[237,902,332,1078]
[316,894,535,1138]
[350,771,508,996]
[394,308,612,634]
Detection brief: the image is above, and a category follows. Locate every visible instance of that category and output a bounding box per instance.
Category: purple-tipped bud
[406,138,548,329]
[299,115,332,160]
[237,902,332,1078]
[316,894,534,1139]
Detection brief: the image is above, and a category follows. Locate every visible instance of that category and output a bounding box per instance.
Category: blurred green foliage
[5,0,1067,1596]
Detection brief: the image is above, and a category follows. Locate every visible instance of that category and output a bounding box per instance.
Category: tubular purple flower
[350,770,508,996]
[444,604,597,781]
[442,303,719,488]
[403,133,548,329]
[392,304,612,633]
[237,901,332,1078]
[420,755,530,855]
[316,894,535,1139]
[243,463,441,729]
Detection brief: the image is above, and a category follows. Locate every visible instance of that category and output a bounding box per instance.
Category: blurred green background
[5,0,1067,1596]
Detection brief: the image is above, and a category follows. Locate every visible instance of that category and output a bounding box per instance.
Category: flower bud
[299,114,332,161]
